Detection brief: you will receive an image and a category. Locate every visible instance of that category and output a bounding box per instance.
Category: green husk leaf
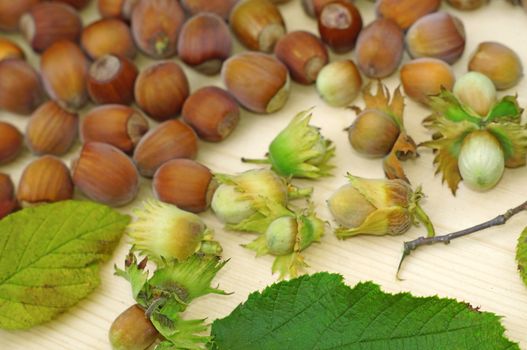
[487,122,527,168]
[486,95,523,124]
[0,201,129,329]
[516,227,527,288]
[226,197,292,234]
[428,88,482,125]
[335,206,411,238]
[210,273,519,350]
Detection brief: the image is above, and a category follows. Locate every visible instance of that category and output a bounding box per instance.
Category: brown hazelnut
[0,0,40,32]
[17,155,74,206]
[81,105,149,154]
[0,173,17,219]
[87,55,138,105]
[25,101,78,156]
[0,38,25,62]
[180,0,239,20]
[98,0,139,20]
[131,0,185,59]
[50,0,91,9]
[317,1,363,53]
[134,61,189,121]
[355,18,404,78]
[0,121,23,164]
[72,142,140,206]
[274,30,329,85]
[229,0,286,52]
[133,120,198,177]
[177,13,232,75]
[375,0,440,30]
[222,52,290,114]
[40,40,89,111]
[181,86,240,142]
[81,18,137,60]
[400,57,455,105]
[446,0,489,10]
[406,11,466,64]
[20,2,82,53]
[301,0,353,18]
[153,159,217,213]
[0,59,45,115]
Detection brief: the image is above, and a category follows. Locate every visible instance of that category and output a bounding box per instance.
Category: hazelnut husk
[50,0,91,9]
[98,0,139,20]
[375,0,441,30]
[131,0,185,59]
[72,142,140,206]
[317,0,363,53]
[274,31,329,85]
[181,86,240,142]
[134,61,189,121]
[0,0,40,32]
[406,11,466,64]
[222,52,290,114]
[468,41,523,90]
[20,2,82,53]
[153,159,217,213]
[133,120,198,177]
[81,104,149,154]
[87,55,138,105]
[180,0,239,20]
[81,18,137,60]
[446,0,489,10]
[0,173,17,219]
[0,59,45,116]
[17,155,74,207]
[26,101,78,156]
[229,0,286,52]
[316,59,362,107]
[40,40,89,111]
[301,0,354,18]
[400,57,455,105]
[177,13,232,75]
[0,121,23,164]
[0,38,25,62]
[356,18,404,79]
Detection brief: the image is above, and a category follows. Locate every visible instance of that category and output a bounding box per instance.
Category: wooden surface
[1,1,527,349]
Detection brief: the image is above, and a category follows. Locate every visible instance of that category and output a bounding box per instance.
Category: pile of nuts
[0,0,523,219]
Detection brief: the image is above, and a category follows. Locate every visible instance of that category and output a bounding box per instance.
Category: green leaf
[428,89,482,125]
[0,200,129,329]
[211,273,518,350]
[516,227,527,288]
[487,123,527,168]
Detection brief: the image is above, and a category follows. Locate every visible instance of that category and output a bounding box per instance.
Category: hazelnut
[301,0,353,18]
[316,60,362,107]
[375,0,440,30]
[72,142,140,207]
[0,0,40,32]
[50,0,91,9]
[317,1,363,53]
[0,121,23,164]
[180,0,239,20]
[81,18,137,60]
[87,55,138,105]
[0,38,25,62]
[98,0,139,20]
[81,105,149,154]
[0,173,17,219]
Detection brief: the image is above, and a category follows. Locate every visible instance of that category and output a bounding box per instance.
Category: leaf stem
[397,200,527,279]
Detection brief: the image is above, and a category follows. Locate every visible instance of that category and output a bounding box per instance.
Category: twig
[396,200,527,279]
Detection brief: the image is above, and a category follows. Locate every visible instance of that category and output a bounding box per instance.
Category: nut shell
[181,86,240,142]
[222,52,290,113]
[229,0,286,52]
[153,159,216,213]
[180,0,238,20]
[134,61,189,121]
[301,0,354,18]
[375,0,440,30]
[81,18,137,60]
[177,13,232,75]
[0,59,45,115]
[81,105,149,154]
[348,109,400,158]
[17,155,74,206]
[0,0,40,32]
[0,173,17,219]
[20,2,82,53]
[400,58,455,105]
[0,38,25,62]
[133,120,198,177]
[468,41,523,90]
[51,0,91,9]
[274,31,329,85]
[406,11,465,64]
[88,55,138,105]
[98,0,139,20]
[72,142,140,206]
[316,60,362,107]
[40,40,89,110]
[317,1,363,53]
[356,18,404,78]
[446,0,488,10]
[131,0,185,58]
[0,121,23,164]
[26,101,78,156]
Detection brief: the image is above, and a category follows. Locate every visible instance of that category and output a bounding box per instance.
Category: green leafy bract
[0,201,129,329]
[210,273,518,350]
[487,123,527,168]
[516,227,527,288]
